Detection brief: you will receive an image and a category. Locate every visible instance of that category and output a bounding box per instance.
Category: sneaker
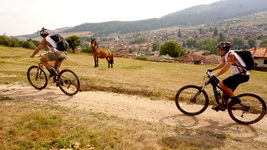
[228,97,241,106]
[49,72,56,78]
[48,69,57,78]
[212,105,226,112]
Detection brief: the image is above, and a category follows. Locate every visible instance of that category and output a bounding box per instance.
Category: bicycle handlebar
[206,70,212,77]
[206,70,216,79]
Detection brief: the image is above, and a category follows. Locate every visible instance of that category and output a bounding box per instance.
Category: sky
[0,0,219,36]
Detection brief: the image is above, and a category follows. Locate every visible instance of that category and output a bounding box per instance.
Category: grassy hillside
[1,46,267,149]
[0,46,266,101]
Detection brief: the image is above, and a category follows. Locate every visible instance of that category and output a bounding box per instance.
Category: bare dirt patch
[1,83,267,143]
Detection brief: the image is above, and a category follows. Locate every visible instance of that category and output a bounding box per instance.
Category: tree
[218,32,225,42]
[195,37,218,54]
[28,41,37,50]
[186,38,196,48]
[231,37,244,49]
[0,35,10,46]
[9,36,20,47]
[261,39,267,47]
[66,35,81,53]
[213,28,218,37]
[199,28,203,34]
[152,42,160,51]
[160,41,184,57]
[130,36,148,44]
[248,38,256,48]
[178,29,182,38]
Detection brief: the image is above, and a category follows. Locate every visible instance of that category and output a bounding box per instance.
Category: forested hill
[18,0,267,39]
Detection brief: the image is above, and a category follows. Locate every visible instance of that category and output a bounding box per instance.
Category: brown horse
[91,38,114,68]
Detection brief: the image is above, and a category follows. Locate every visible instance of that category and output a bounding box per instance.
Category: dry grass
[1,99,267,150]
[1,46,267,149]
[0,46,266,102]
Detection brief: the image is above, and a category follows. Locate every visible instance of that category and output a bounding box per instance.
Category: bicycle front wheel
[228,93,266,125]
[58,69,80,96]
[27,66,48,90]
[175,85,209,116]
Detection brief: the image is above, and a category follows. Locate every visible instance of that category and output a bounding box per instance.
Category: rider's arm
[30,38,47,57]
[212,61,225,72]
[215,53,235,77]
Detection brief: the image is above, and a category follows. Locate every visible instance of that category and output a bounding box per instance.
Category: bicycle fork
[191,85,206,103]
[35,63,44,79]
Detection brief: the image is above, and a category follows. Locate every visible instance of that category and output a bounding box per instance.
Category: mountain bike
[27,53,80,96]
[175,70,266,125]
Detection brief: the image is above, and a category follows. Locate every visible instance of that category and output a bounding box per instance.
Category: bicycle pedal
[212,106,226,112]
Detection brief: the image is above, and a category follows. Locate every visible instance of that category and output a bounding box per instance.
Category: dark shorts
[222,74,249,91]
[47,52,66,63]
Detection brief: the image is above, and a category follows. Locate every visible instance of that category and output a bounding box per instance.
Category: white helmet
[39,27,49,37]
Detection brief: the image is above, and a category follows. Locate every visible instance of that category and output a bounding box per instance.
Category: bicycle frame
[202,72,231,106]
[175,71,266,124]
[34,63,44,79]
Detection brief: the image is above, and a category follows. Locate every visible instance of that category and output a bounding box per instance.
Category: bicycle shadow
[1,86,75,103]
[159,114,259,140]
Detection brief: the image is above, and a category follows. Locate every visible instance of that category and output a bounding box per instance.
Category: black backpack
[50,34,69,51]
[233,50,256,70]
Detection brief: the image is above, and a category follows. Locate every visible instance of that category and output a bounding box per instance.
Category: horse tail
[110,52,114,64]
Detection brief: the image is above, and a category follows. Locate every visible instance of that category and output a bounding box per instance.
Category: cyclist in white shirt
[208,42,250,111]
[30,27,66,77]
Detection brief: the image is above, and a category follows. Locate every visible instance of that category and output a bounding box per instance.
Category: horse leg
[94,56,98,68]
[106,57,110,68]
[94,57,96,68]
[96,57,99,67]
[110,54,113,68]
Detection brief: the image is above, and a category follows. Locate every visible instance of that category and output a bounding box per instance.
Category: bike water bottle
[216,90,221,99]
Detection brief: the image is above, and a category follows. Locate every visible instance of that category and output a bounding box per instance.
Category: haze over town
[0,0,219,36]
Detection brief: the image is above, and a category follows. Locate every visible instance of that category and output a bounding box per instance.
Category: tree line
[1,33,267,59]
[0,34,82,53]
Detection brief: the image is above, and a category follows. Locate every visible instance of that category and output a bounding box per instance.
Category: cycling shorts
[222,74,249,91]
[47,52,66,63]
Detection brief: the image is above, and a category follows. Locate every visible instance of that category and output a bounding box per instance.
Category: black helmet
[39,27,49,37]
[217,42,231,51]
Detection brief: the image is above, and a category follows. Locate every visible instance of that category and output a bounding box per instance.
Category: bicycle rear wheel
[228,93,266,125]
[58,69,80,96]
[27,66,48,90]
[175,85,209,116]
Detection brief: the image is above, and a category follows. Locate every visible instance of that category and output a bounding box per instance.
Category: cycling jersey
[45,36,61,52]
[225,51,249,75]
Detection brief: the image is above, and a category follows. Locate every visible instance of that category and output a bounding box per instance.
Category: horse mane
[95,42,99,48]
[91,38,99,49]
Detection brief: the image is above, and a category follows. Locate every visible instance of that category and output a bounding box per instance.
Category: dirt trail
[1,83,267,142]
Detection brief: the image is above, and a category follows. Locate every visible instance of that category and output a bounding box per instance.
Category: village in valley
[89,21,267,70]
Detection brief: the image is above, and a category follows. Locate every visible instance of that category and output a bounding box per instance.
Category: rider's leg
[212,81,235,111]
[221,75,249,106]
[219,82,235,97]
[40,55,52,70]
[40,55,56,77]
[54,60,62,73]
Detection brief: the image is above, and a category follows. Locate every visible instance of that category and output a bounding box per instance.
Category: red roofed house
[249,47,267,70]
[174,52,205,64]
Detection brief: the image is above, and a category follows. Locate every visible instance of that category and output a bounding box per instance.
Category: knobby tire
[58,69,80,96]
[228,93,266,125]
[27,66,48,90]
[175,85,209,116]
